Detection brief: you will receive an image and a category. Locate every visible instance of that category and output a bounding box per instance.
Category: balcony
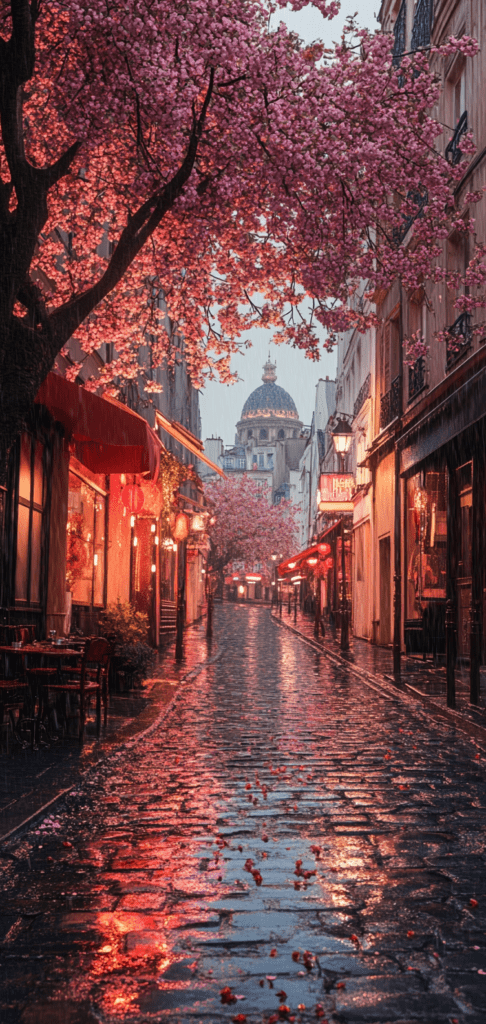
[392,187,428,247]
[445,111,468,166]
[380,375,402,430]
[392,0,406,68]
[353,373,371,419]
[446,312,472,369]
[408,356,426,402]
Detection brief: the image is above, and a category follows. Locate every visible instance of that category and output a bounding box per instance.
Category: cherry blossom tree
[205,475,297,578]
[204,474,297,633]
[0,0,481,480]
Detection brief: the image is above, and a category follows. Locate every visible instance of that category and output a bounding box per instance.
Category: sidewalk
[273,605,486,745]
[0,620,216,842]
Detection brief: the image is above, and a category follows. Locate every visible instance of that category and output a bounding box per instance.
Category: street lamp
[331,417,353,652]
[331,417,353,473]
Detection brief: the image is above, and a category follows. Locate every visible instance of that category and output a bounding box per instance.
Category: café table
[0,643,81,747]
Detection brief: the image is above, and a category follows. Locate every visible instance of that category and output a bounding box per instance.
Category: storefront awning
[155,411,226,478]
[278,521,343,576]
[35,372,160,479]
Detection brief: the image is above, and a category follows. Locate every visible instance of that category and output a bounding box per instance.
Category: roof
[240,362,300,421]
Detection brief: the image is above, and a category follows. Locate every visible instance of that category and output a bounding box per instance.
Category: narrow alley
[1,605,485,1024]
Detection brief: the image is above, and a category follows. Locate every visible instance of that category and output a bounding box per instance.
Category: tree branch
[48,68,216,349]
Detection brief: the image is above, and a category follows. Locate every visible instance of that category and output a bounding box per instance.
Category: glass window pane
[93,495,106,606]
[18,434,32,501]
[15,503,30,600]
[67,473,94,605]
[30,509,42,604]
[33,442,44,507]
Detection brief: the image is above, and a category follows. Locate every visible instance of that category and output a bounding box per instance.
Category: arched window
[247,429,253,439]
[277,429,285,439]
[293,429,298,438]
[259,428,267,440]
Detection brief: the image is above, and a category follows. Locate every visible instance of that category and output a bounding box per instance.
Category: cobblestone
[1,605,486,1024]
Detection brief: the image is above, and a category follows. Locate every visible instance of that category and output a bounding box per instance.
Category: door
[379,535,391,645]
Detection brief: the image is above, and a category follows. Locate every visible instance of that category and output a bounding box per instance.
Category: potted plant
[99,601,156,690]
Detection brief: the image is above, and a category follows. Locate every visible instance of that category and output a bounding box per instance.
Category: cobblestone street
[1,605,486,1024]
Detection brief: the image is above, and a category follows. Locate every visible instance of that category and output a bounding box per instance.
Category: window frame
[14,433,46,607]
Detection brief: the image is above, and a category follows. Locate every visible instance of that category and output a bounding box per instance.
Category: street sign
[318,473,354,512]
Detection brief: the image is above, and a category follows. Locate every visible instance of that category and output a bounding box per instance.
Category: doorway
[379,535,391,645]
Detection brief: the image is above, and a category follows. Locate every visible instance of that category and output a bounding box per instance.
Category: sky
[199,1,379,446]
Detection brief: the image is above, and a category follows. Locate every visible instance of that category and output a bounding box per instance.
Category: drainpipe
[393,282,403,679]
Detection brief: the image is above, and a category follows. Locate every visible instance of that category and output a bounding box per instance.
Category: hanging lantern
[139,479,163,517]
[323,556,334,571]
[191,513,206,533]
[172,511,190,542]
[318,542,331,556]
[306,556,318,566]
[121,484,144,514]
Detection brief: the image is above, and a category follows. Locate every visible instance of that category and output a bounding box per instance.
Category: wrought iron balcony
[446,312,472,369]
[392,187,428,247]
[353,373,371,419]
[380,375,402,430]
[408,356,426,402]
[445,111,468,166]
[411,0,433,52]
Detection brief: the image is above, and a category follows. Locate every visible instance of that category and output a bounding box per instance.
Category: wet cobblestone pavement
[1,605,486,1024]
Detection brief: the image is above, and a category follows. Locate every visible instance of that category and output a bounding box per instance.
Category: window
[15,434,45,604]
[247,430,253,439]
[405,468,447,620]
[67,471,107,606]
[259,428,267,440]
[258,454,264,468]
[277,429,285,439]
[237,458,246,469]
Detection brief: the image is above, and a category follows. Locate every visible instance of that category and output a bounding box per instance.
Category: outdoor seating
[46,637,111,743]
[0,679,29,752]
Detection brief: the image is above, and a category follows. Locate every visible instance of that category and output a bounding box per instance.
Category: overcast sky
[200,1,379,446]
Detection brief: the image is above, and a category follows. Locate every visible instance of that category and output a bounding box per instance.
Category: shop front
[399,365,486,704]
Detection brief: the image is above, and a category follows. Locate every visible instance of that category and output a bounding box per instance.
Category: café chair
[0,679,29,752]
[47,638,111,743]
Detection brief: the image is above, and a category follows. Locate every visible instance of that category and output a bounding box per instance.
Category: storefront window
[15,434,45,605]
[406,468,447,619]
[67,471,106,607]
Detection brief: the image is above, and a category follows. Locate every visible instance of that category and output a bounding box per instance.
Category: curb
[272,612,486,748]
[0,641,221,846]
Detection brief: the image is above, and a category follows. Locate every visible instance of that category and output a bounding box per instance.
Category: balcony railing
[410,0,433,52]
[446,312,472,369]
[408,356,426,402]
[445,111,468,166]
[380,375,402,430]
[392,187,428,247]
[353,373,371,418]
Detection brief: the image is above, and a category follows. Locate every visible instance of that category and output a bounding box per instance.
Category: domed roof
[240,361,299,421]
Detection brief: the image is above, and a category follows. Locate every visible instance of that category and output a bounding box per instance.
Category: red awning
[278,522,340,576]
[35,372,160,479]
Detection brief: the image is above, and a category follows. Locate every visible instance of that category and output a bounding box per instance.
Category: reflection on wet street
[1,605,486,1023]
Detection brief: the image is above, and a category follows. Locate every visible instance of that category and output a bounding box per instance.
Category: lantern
[306,556,318,566]
[121,484,144,514]
[191,513,205,533]
[172,511,190,542]
[318,542,331,556]
[324,556,334,571]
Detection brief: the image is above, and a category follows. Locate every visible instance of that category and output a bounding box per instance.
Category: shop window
[67,471,106,607]
[15,434,45,605]
[406,468,447,620]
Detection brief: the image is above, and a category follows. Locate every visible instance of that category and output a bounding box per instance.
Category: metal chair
[47,638,111,742]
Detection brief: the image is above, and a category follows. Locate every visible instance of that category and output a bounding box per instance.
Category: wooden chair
[47,638,111,743]
[0,680,29,752]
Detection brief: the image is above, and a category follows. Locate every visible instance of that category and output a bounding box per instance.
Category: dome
[240,361,299,421]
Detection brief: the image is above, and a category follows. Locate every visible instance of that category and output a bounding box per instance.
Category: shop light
[291,574,304,582]
[150,523,156,533]
[238,585,245,594]
[155,536,159,545]
[172,543,177,552]
[130,515,135,527]
[94,554,98,566]
[288,561,296,569]
[151,564,156,573]
[306,556,318,566]
[133,536,138,547]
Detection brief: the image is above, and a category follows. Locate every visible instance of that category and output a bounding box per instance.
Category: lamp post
[331,418,353,652]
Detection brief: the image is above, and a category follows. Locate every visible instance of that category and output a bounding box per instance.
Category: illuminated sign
[318,473,354,512]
